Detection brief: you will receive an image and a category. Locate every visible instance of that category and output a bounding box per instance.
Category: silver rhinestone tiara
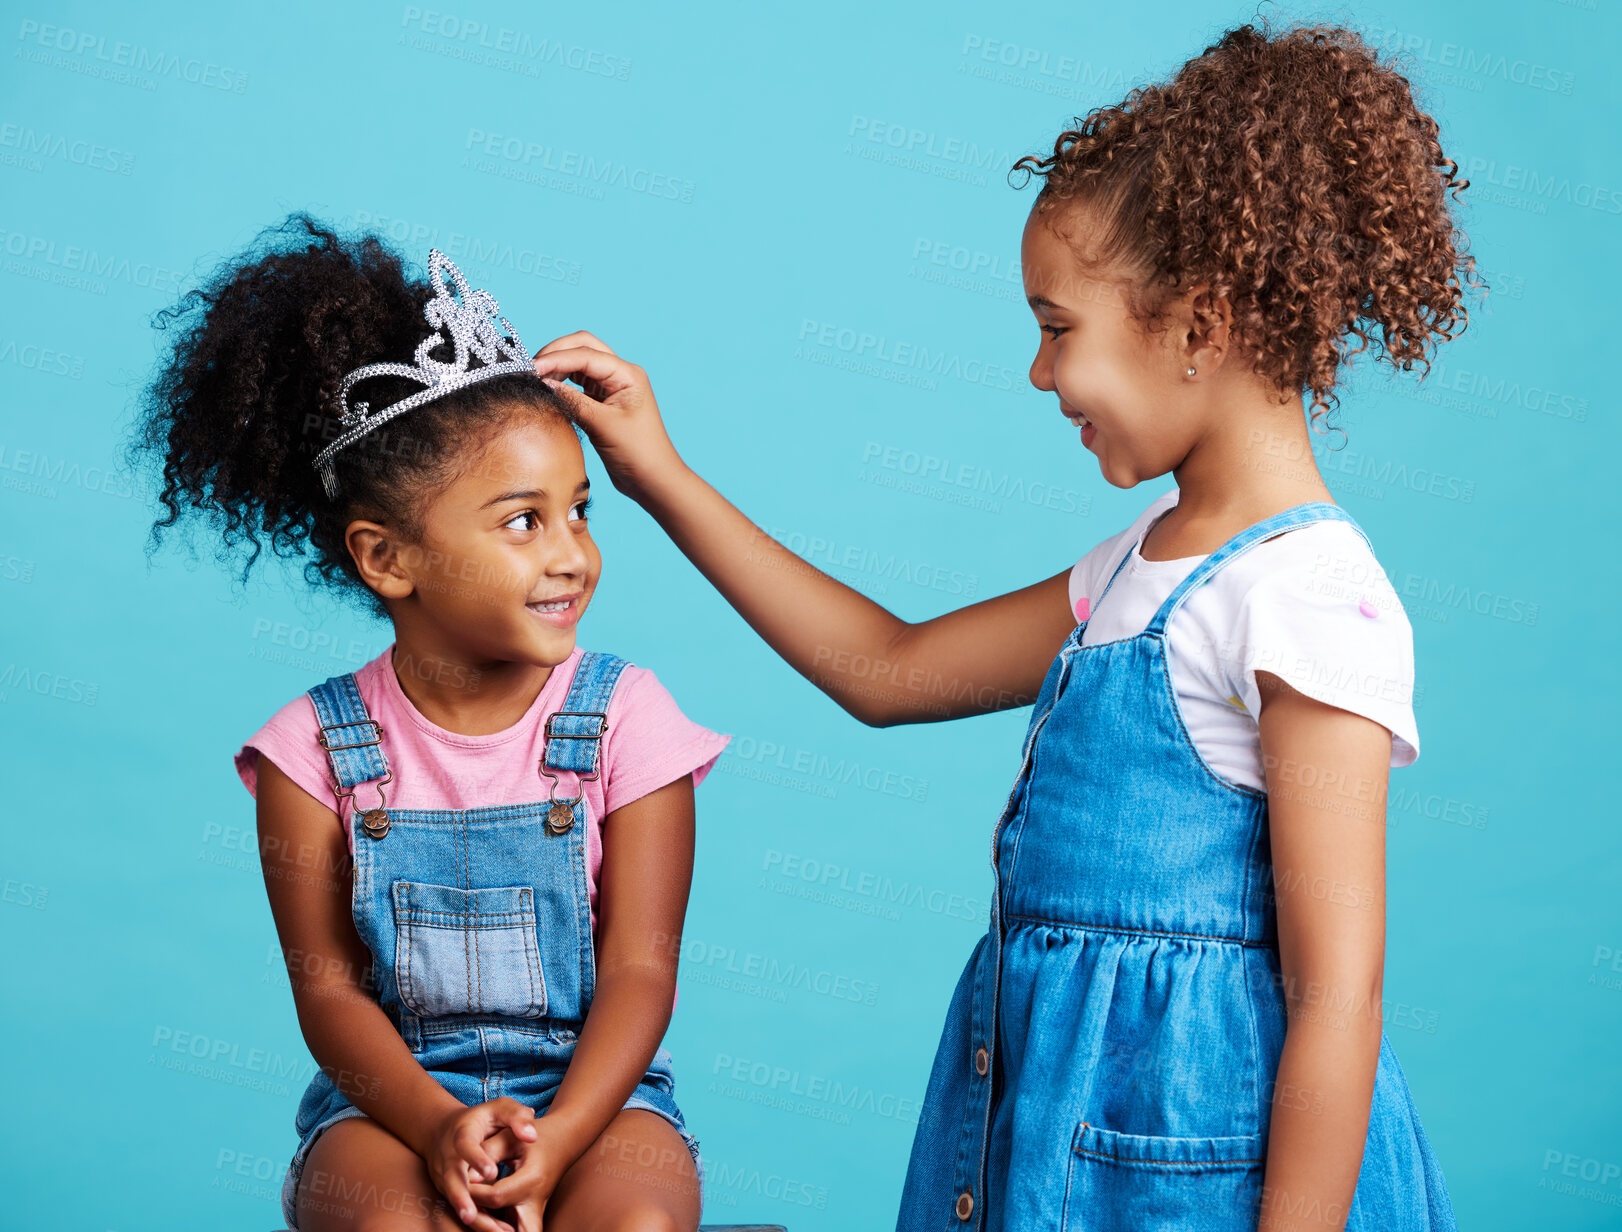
[312,248,536,499]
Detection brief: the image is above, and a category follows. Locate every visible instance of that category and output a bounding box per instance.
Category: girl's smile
[526,592,585,627]
[1059,402,1096,447]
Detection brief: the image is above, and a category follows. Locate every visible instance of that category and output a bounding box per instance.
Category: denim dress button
[974,1045,989,1076]
[955,1191,974,1220]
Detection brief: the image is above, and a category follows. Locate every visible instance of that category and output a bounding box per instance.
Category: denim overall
[895,504,1457,1232]
[278,650,703,1229]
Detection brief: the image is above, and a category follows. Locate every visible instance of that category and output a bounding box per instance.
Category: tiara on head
[312,248,536,499]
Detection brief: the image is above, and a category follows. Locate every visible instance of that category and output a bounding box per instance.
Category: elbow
[857,703,899,729]
[852,622,923,727]
[816,676,887,726]
[290,977,374,1028]
[1282,968,1384,1039]
[848,692,924,728]
[593,963,680,1029]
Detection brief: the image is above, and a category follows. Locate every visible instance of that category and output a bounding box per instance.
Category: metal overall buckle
[319,718,394,840]
[539,710,609,835]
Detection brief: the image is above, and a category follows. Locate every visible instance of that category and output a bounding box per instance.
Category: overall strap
[1090,535,1138,616]
[307,673,393,835]
[1145,502,1368,637]
[308,673,391,790]
[542,651,631,778]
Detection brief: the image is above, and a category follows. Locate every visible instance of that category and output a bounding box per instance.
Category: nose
[544,522,592,579]
[1029,344,1055,393]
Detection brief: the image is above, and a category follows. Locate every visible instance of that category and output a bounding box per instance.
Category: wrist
[533,1101,608,1163]
[624,449,694,513]
[404,1093,471,1158]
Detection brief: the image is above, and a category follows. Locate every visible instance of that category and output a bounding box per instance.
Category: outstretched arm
[1253,671,1390,1232]
[630,456,1075,726]
[532,333,1077,727]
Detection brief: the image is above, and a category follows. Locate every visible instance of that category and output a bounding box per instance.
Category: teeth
[529,599,571,613]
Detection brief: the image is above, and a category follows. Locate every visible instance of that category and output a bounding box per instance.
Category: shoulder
[1068,488,1178,618]
[232,651,392,805]
[232,681,329,803]
[1216,517,1419,764]
[598,655,715,748]
[599,656,668,720]
[1227,519,1408,628]
[591,652,733,814]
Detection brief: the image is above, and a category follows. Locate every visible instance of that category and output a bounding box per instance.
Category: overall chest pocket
[1061,1121,1264,1232]
[392,881,548,1019]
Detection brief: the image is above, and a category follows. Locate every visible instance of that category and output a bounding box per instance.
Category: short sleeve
[600,665,733,816]
[1067,556,1093,624]
[234,695,344,814]
[1228,533,1419,767]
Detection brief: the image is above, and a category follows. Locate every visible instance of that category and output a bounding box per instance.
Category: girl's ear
[1178,281,1232,377]
[346,520,416,601]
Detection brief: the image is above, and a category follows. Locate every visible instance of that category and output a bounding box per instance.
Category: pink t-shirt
[234,643,730,1008]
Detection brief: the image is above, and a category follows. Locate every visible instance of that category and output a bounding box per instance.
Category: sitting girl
[136,215,730,1232]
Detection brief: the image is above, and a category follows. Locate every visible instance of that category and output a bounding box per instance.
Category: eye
[568,495,593,523]
[1041,324,1068,340]
[503,509,540,532]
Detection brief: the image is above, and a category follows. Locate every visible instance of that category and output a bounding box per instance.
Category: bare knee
[311,1182,457,1232]
[297,1116,457,1232]
[594,1209,685,1232]
[550,1108,700,1232]
[348,1195,463,1232]
[349,1208,461,1232]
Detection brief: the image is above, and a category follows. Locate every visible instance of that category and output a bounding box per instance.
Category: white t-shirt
[1067,488,1418,792]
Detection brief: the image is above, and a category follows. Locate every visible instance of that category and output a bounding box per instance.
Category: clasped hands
[426,1096,572,1232]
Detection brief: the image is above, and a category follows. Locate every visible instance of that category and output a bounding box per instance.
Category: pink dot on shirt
[1074,596,1090,622]
[1358,599,1379,619]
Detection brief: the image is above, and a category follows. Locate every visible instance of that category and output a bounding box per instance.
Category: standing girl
[136,216,729,1232]
[529,21,1476,1232]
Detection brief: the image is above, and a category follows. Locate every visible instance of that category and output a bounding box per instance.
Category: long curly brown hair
[1009,18,1486,431]
[129,213,578,619]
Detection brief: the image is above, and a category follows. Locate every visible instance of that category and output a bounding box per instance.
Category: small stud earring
[1186,366,1197,376]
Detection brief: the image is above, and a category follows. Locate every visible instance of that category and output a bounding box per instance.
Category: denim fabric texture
[277,651,702,1229]
[895,503,1457,1232]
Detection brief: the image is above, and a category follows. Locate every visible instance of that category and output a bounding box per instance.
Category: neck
[1143,387,1335,559]
[1172,389,1334,523]
[385,627,558,737]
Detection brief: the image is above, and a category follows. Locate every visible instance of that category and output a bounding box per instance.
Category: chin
[1095,452,1167,490]
[1097,461,1140,490]
[537,631,580,663]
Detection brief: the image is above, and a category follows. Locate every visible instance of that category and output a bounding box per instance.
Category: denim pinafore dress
[278,650,703,1230]
[895,503,1457,1232]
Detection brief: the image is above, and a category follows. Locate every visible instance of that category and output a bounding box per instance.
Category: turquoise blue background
[3,0,1618,1228]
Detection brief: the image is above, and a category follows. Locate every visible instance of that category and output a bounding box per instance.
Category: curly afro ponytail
[1010,18,1487,430]
[130,212,575,618]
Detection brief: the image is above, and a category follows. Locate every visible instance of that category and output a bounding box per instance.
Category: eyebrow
[480,479,591,509]
[1027,294,1064,312]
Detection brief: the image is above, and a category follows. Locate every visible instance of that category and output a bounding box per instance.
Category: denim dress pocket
[1062,1121,1265,1232]
[392,880,548,1018]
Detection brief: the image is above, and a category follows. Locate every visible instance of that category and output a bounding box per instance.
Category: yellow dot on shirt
[1226,695,1247,710]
